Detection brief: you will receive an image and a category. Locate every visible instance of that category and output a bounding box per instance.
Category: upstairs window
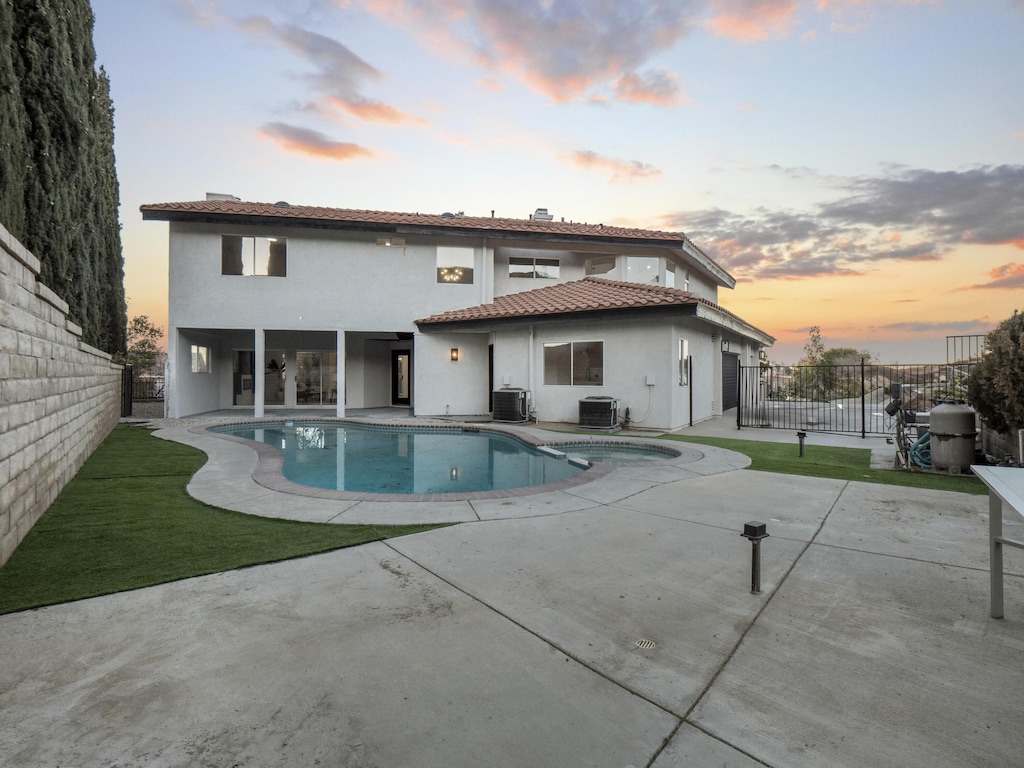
[509,256,559,279]
[437,246,474,284]
[626,256,659,284]
[222,236,287,277]
[585,256,615,276]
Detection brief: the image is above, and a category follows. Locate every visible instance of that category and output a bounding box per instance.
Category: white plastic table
[972,465,1024,618]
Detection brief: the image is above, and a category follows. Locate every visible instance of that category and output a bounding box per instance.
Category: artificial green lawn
[662,434,987,495]
[0,425,445,615]
[1,424,987,615]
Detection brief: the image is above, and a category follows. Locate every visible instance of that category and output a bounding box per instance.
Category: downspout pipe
[528,325,535,418]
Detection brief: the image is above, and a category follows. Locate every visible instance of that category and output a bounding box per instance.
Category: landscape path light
[741,521,769,594]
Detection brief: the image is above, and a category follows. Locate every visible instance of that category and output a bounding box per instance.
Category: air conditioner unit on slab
[492,388,529,423]
[578,396,620,431]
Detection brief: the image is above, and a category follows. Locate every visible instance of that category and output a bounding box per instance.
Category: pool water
[212,422,587,494]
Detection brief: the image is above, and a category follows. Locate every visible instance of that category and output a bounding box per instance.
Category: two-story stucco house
[142,196,773,430]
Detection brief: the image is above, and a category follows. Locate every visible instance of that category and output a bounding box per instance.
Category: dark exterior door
[722,352,740,411]
[392,350,411,406]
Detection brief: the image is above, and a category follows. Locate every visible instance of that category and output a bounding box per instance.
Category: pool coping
[193,418,698,502]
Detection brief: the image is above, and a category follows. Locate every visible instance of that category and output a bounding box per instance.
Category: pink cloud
[359,0,695,106]
[969,262,1024,290]
[706,0,799,42]
[259,122,375,160]
[614,69,687,107]
[563,150,662,183]
[233,18,426,126]
[325,96,426,125]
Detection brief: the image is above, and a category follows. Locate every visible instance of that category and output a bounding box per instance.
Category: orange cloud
[969,262,1024,290]
[259,122,374,160]
[614,69,687,107]
[707,0,799,42]
[325,96,426,125]
[564,150,661,183]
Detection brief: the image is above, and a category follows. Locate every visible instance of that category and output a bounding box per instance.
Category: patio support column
[335,329,345,418]
[254,327,265,418]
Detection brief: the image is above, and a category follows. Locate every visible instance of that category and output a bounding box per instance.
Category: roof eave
[416,303,701,331]
[140,205,690,250]
[695,303,775,346]
[682,239,735,290]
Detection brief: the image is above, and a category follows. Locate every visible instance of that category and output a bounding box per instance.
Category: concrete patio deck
[2,415,1022,767]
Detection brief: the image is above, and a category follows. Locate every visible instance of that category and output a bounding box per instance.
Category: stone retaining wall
[0,223,122,566]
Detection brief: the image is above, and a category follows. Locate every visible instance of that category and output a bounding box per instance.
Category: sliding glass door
[296,351,338,405]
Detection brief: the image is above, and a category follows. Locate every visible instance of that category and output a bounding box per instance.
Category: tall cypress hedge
[0,0,126,354]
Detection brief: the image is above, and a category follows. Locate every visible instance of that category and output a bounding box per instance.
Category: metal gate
[737,360,976,437]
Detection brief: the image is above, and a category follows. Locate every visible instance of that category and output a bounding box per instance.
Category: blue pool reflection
[213,422,586,494]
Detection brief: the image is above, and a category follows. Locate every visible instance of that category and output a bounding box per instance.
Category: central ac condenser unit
[578,396,620,431]
[492,388,529,423]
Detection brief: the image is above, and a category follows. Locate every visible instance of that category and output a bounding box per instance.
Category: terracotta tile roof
[140,199,695,247]
[416,277,774,342]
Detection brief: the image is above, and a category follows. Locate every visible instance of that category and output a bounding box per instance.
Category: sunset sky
[91,0,1024,363]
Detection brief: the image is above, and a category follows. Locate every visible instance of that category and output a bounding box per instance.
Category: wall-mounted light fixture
[450,348,459,361]
[721,339,730,352]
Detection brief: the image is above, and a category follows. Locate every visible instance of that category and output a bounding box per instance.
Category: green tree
[795,328,873,400]
[967,310,1024,433]
[0,0,29,238]
[2,0,126,354]
[803,325,824,365]
[122,315,163,375]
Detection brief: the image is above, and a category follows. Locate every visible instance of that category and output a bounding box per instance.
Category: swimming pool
[211,421,590,495]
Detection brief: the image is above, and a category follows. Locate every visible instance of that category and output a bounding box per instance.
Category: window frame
[436,246,475,284]
[678,338,689,386]
[543,340,604,387]
[190,344,211,374]
[509,256,560,280]
[221,235,287,277]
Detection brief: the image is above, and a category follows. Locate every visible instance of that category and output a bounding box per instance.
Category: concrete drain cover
[635,638,656,650]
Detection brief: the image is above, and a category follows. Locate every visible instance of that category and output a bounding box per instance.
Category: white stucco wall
[168,223,497,332]
[487,317,722,431]
[413,333,491,417]
[163,218,764,419]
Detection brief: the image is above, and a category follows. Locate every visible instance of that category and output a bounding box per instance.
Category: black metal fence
[121,365,165,417]
[738,360,976,437]
[131,372,165,400]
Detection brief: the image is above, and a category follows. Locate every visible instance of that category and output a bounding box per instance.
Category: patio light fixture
[741,521,769,594]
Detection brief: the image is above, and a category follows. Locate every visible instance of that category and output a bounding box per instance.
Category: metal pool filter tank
[928,401,977,474]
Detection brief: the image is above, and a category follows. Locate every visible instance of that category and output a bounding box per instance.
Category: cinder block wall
[980,425,1022,465]
[0,223,122,567]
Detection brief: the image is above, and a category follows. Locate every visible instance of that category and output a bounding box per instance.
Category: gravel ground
[123,400,165,420]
